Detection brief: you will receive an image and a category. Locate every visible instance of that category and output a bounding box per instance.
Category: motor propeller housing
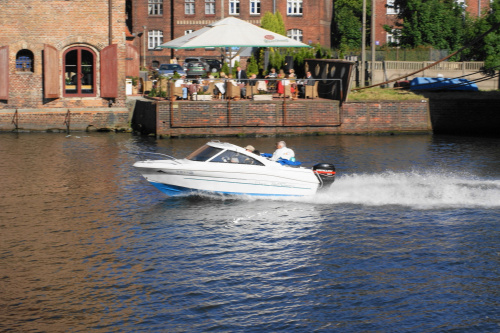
[313,163,336,189]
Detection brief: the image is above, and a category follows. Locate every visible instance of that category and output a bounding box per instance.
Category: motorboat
[133,141,336,197]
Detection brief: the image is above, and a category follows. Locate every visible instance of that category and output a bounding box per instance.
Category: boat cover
[410,77,478,91]
[261,153,302,166]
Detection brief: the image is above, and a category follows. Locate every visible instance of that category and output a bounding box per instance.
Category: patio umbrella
[159,17,311,50]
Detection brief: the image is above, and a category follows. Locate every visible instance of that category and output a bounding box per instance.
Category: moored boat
[133,141,336,197]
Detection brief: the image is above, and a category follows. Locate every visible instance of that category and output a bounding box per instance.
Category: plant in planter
[128,76,139,94]
[192,90,212,100]
[253,89,273,100]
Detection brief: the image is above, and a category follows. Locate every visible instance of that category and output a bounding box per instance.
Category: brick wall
[341,100,431,133]
[132,0,332,66]
[135,99,431,137]
[0,109,130,132]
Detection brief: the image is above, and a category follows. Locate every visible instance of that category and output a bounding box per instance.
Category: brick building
[0,0,132,117]
[127,0,333,67]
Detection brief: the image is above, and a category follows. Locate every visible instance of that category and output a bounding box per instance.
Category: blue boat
[410,77,478,91]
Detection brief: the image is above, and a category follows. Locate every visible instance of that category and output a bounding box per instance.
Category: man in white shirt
[271,141,295,161]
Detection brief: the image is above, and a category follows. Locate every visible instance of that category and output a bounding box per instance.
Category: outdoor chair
[169,81,185,100]
[245,84,256,99]
[305,82,319,99]
[226,83,241,99]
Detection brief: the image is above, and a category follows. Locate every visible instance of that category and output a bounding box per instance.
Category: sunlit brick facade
[127,0,333,67]
[0,0,129,111]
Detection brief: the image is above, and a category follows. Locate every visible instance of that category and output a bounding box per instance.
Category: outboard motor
[313,163,336,190]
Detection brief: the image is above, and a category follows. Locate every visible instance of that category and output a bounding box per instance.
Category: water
[1,133,499,332]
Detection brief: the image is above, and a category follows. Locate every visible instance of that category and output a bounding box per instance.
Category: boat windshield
[186,145,223,161]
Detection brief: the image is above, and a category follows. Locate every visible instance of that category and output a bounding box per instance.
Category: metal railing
[367,61,485,71]
[155,77,342,101]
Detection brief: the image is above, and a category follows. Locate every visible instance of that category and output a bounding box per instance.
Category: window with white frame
[287,0,302,15]
[185,0,195,14]
[148,0,163,15]
[386,0,399,14]
[148,30,163,49]
[386,29,400,44]
[205,0,215,14]
[229,0,240,14]
[455,0,466,9]
[250,0,260,14]
[287,29,303,42]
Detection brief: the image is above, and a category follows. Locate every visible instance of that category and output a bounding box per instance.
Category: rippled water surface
[1,133,499,332]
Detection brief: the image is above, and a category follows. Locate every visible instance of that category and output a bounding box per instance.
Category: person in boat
[245,145,255,153]
[271,141,295,161]
[245,145,260,156]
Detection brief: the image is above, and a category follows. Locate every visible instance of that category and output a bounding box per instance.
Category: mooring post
[11,109,19,131]
[64,109,71,133]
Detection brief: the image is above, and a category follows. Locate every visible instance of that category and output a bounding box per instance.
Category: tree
[260,12,287,72]
[478,0,500,71]
[246,56,259,74]
[393,0,467,51]
[261,12,286,35]
[275,11,286,36]
[331,0,364,51]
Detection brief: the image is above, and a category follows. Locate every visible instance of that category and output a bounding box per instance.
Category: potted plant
[253,90,273,101]
[192,90,212,101]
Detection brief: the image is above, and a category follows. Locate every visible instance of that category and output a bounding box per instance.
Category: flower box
[253,94,273,101]
[192,94,212,101]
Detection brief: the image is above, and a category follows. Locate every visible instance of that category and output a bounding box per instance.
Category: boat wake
[308,170,500,209]
[177,170,500,209]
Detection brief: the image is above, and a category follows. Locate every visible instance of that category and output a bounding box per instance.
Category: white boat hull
[133,141,335,198]
[134,159,320,197]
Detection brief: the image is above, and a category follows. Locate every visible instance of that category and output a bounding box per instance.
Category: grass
[347,87,425,101]
[348,86,500,101]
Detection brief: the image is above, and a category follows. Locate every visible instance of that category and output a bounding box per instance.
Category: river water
[1,133,499,332]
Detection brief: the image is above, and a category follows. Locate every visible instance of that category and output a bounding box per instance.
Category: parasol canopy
[159,17,311,49]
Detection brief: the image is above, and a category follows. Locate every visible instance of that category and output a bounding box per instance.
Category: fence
[358,61,498,90]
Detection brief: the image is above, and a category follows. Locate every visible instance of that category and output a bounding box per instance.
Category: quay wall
[425,92,500,137]
[9,94,499,137]
[147,99,431,137]
[0,107,129,132]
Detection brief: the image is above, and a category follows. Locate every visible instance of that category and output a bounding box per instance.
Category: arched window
[16,49,34,72]
[63,46,96,97]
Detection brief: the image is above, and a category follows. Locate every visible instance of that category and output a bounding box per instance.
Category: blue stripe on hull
[149,182,306,197]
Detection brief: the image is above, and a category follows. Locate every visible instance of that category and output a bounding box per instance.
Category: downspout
[171,0,175,59]
[108,0,113,45]
[273,0,276,13]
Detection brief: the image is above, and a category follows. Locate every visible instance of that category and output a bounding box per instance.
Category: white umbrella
[159,17,311,49]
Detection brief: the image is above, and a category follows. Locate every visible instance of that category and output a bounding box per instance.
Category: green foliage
[268,48,285,70]
[274,11,287,36]
[148,88,157,97]
[394,0,467,51]
[261,11,286,35]
[127,76,139,86]
[246,56,259,74]
[460,0,500,70]
[221,62,230,75]
[331,0,364,50]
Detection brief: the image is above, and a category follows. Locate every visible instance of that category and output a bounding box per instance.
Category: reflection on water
[1,133,499,332]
